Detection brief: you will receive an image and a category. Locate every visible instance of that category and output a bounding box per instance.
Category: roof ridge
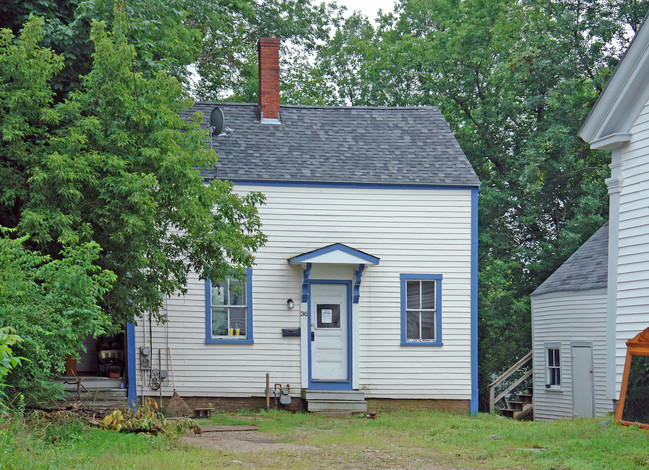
[192,101,438,111]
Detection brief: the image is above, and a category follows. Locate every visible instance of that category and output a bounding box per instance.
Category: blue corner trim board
[399,274,443,347]
[288,243,379,265]
[470,187,479,415]
[301,263,312,303]
[353,264,364,304]
[126,322,138,409]
[205,269,254,344]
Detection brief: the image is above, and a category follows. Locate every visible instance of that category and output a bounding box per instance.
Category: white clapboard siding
[615,97,649,397]
[531,289,611,421]
[135,185,473,400]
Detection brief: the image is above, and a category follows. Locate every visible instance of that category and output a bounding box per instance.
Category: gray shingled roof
[532,222,609,296]
[184,103,480,186]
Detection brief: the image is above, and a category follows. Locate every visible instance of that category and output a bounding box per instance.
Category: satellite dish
[209,107,224,136]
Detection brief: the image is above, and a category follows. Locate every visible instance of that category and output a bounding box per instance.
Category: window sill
[401,340,443,347]
[205,338,254,345]
[545,386,563,392]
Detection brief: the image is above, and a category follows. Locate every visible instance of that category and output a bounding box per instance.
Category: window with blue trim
[400,274,442,346]
[205,269,253,344]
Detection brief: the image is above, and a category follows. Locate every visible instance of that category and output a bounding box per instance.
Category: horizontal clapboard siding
[531,289,611,420]
[135,185,472,400]
[616,97,649,396]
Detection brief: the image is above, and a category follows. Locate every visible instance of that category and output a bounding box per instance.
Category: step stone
[64,389,127,400]
[307,400,368,413]
[302,390,365,402]
[59,376,124,391]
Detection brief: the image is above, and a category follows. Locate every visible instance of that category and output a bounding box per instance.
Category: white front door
[572,345,594,418]
[310,283,348,382]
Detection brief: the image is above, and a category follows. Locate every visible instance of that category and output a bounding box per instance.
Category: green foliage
[192,0,344,101]
[0,230,115,402]
[1,15,266,331]
[0,0,202,97]
[0,0,345,101]
[0,327,25,388]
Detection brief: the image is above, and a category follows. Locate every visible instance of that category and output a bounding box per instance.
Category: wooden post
[489,386,495,414]
[266,373,270,412]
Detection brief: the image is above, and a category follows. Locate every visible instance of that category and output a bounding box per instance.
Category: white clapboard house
[530,223,610,420]
[130,38,480,414]
[531,12,649,420]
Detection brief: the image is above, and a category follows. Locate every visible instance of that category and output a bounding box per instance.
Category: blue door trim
[307,280,353,391]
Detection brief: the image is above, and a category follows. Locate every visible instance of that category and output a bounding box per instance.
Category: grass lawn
[2,409,648,469]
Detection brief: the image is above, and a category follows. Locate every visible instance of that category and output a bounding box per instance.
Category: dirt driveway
[180,428,475,469]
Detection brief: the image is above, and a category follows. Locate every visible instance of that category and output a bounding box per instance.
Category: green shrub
[0,231,115,403]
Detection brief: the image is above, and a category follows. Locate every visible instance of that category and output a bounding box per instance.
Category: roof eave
[579,15,649,146]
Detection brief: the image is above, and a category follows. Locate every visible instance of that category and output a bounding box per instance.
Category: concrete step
[59,376,124,391]
[65,389,127,400]
[302,390,365,402]
[307,400,368,413]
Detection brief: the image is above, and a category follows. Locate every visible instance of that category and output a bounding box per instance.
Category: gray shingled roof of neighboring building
[183,102,480,186]
[531,222,609,296]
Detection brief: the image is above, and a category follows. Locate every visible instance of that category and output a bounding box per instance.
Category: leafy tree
[0,0,201,99]
[1,15,266,331]
[0,0,344,101]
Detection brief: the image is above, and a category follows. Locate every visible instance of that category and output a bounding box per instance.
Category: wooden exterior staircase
[489,351,533,420]
[500,385,533,419]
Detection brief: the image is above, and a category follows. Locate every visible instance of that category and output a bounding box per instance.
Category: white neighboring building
[579,13,649,410]
[530,223,612,420]
[130,38,480,413]
[530,13,649,420]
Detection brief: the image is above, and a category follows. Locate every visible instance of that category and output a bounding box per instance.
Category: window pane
[211,282,227,306]
[406,281,420,310]
[229,307,247,336]
[229,281,246,306]
[554,349,560,366]
[317,304,340,328]
[421,281,435,309]
[406,310,420,340]
[420,311,435,340]
[548,349,554,367]
[211,308,228,336]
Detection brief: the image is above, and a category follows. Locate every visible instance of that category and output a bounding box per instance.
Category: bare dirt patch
[179,430,318,453]
[180,430,474,469]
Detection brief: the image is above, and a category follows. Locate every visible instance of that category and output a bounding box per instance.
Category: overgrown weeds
[2,408,649,469]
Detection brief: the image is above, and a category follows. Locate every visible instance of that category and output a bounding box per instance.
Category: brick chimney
[257,37,280,122]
